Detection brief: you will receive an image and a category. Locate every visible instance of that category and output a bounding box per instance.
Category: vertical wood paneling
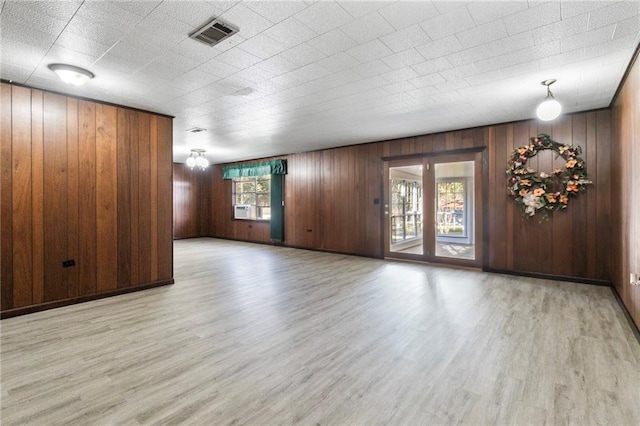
[157,116,173,281]
[78,100,97,296]
[627,61,640,325]
[365,144,382,257]
[173,164,187,238]
[283,156,295,245]
[323,150,335,250]
[445,132,455,150]
[138,112,152,284]
[195,171,205,237]
[96,104,118,293]
[505,123,523,270]
[129,111,140,287]
[172,163,213,240]
[433,133,446,152]
[416,134,435,154]
[1,83,174,316]
[284,152,321,248]
[585,112,598,279]
[210,166,224,238]
[551,115,574,277]
[43,92,68,302]
[342,148,352,251]
[632,65,639,325]
[200,170,212,236]
[612,54,639,328]
[534,121,553,275]
[31,90,44,304]
[320,149,333,250]
[117,109,132,288]
[571,113,588,278]
[1,84,13,310]
[595,110,611,282]
[353,145,365,253]
[337,148,349,252]
[492,125,508,270]
[11,86,33,307]
[310,152,320,248]
[66,98,79,298]
[149,115,159,281]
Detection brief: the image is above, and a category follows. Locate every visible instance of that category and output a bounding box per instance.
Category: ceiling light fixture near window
[186,127,207,133]
[186,149,209,171]
[48,63,95,86]
[536,79,561,121]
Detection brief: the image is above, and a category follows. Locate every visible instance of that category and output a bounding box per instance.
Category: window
[232,175,271,220]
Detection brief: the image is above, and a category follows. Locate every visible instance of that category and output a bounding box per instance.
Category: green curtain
[222,160,286,179]
[270,174,284,243]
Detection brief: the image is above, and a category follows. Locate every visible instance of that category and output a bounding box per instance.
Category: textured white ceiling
[1,0,639,163]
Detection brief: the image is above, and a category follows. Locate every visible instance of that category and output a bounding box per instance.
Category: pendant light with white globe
[536,79,562,121]
[186,149,209,171]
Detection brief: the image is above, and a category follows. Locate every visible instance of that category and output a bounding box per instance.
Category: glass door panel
[386,163,424,256]
[436,181,466,238]
[433,161,475,261]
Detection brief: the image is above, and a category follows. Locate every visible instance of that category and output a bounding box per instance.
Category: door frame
[381,147,486,268]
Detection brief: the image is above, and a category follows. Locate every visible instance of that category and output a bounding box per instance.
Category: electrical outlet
[631,273,639,286]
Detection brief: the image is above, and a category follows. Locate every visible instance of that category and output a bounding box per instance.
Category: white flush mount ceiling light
[48,63,95,86]
[536,79,562,121]
[186,149,209,171]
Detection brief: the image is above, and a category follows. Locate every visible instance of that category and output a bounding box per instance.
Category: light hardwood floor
[1,238,639,425]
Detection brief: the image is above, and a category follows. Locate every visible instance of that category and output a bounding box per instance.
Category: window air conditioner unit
[234,204,255,220]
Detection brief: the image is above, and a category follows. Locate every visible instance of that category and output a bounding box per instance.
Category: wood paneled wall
[1,83,173,316]
[487,113,611,281]
[209,112,612,284]
[173,163,211,239]
[612,53,640,328]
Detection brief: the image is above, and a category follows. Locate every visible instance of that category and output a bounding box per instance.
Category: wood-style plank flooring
[2,238,639,425]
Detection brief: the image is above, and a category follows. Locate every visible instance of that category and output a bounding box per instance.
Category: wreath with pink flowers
[507,134,591,218]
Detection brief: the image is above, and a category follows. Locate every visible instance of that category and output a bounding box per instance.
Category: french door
[383,151,483,267]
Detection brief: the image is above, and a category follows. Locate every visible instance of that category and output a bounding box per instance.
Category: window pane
[256,178,270,193]
[434,160,475,260]
[241,193,256,205]
[437,181,465,236]
[436,181,465,236]
[258,207,271,220]
[389,177,423,245]
[257,193,270,207]
[241,181,255,192]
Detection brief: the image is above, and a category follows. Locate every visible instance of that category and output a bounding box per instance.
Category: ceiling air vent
[190,18,239,47]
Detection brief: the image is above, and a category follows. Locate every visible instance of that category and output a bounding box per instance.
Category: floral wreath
[507,134,591,218]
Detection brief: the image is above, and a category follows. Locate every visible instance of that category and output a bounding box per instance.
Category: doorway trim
[381,147,487,268]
